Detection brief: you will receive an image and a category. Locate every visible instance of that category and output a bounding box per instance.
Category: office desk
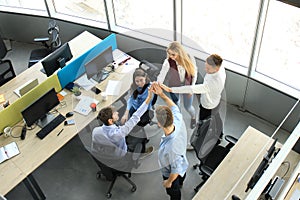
[193,126,300,200]
[0,31,101,111]
[0,31,139,197]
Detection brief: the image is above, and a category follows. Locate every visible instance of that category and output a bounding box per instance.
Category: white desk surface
[193,126,300,200]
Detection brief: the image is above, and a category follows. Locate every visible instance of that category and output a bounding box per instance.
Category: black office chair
[90,139,142,198]
[190,113,238,192]
[28,20,61,68]
[0,35,16,86]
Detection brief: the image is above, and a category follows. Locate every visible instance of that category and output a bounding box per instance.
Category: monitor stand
[40,68,46,74]
[92,70,109,83]
[37,113,56,128]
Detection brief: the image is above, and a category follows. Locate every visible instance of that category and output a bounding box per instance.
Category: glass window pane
[51,0,106,23]
[256,1,300,90]
[113,0,173,39]
[0,0,46,11]
[182,0,261,67]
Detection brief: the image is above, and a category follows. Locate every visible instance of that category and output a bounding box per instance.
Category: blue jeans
[170,92,196,119]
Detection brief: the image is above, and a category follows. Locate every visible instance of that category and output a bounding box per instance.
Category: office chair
[90,139,142,198]
[28,20,61,68]
[0,35,16,86]
[190,113,238,192]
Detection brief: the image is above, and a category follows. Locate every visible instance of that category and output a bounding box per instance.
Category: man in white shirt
[160,54,226,121]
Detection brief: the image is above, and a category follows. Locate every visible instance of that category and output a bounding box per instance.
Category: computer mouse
[66,112,74,118]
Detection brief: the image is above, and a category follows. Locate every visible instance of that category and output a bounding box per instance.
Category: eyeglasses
[167,51,177,57]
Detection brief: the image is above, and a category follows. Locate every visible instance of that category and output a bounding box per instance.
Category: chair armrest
[225,135,238,144]
[33,37,49,42]
[200,165,214,177]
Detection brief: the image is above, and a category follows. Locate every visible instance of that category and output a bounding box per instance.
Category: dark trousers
[163,173,186,200]
[126,107,150,153]
[199,103,220,120]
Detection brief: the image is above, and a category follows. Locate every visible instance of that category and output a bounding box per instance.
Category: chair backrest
[0,35,8,60]
[48,20,61,51]
[0,60,16,86]
[190,113,223,161]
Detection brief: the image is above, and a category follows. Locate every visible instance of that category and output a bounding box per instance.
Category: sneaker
[140,146,154,159]
[190,118,196,129]
[186,143,194,151]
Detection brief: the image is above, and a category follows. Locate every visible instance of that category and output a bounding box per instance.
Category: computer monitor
[21,88,59,128]
[245,138,278,192]
[84,46,114,82]
[41,43,73,77]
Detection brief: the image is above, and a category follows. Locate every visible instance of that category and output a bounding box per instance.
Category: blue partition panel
[57,33,117,88]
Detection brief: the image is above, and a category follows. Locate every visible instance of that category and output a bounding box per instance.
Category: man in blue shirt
[152,83,188,200]
[91,86,154,172]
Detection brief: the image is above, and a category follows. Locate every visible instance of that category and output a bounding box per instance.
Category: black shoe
[190,118,196,129]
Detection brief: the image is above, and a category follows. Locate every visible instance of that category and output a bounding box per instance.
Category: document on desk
[75,74,97,91]
[0,142,20,164]
[74,96,99,116]
[105,80,121,96]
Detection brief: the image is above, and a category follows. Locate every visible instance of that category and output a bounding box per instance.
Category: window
[182,0,261,68]
[49,0,107,24]
[0,0,46,15]
[112,0,173,40]
[256,0,300,90]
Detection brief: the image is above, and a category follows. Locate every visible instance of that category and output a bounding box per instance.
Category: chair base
[96,171,137,199]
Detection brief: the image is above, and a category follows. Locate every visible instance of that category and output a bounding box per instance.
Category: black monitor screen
[21,88,59,127]
[41,43,73,77]
[84,46,113,80]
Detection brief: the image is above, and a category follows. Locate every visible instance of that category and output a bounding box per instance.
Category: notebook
[13,79,39,97]
[74,95,99,116]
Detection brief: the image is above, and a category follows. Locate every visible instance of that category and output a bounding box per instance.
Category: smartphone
[91,86,101,94]
[64,119,75,126]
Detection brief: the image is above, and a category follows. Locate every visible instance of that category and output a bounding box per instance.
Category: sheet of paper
[73,95,99,116]
[75,74,97,91]
[120,63,137,73]
[290,189,300,200]
[105,80,121,96]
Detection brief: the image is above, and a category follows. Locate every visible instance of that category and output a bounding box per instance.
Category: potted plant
[71,86,81,99]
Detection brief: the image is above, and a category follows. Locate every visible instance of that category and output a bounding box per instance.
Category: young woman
[121,68,155,154]
[157,41,197,129]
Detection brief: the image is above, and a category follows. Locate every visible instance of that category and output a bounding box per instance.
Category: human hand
[159,83,172,92]
[163,180,172,188]
[151,82,163,96]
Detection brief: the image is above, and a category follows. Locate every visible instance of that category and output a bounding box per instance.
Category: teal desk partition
[57,33,117,88]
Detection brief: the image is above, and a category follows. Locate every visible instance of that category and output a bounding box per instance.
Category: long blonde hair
[167,41,195,77]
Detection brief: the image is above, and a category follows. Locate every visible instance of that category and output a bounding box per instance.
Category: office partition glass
[181,0,261,68]
[112,0,173,40]
[255,0,300,90]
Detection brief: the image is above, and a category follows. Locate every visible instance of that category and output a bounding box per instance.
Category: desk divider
[0,75,61,133]
[0,33,117,133]
[57,33,117,89]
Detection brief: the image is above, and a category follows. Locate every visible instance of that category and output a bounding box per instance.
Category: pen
[118,57,131,66]
[57,128,64,136]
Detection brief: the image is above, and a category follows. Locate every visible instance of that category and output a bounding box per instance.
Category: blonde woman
[157,41,197,129]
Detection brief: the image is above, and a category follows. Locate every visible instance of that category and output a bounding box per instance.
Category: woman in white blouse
[160,54,226,121]
[157,41,197,129]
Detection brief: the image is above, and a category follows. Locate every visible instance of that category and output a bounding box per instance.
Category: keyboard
[36,114,66,139]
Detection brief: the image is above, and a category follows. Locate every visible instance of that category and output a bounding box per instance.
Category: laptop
[13,79,39,97]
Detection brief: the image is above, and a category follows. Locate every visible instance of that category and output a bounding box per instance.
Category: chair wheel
[106,192,112,198]
[96,172,102,179]
[131,186,137,192]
